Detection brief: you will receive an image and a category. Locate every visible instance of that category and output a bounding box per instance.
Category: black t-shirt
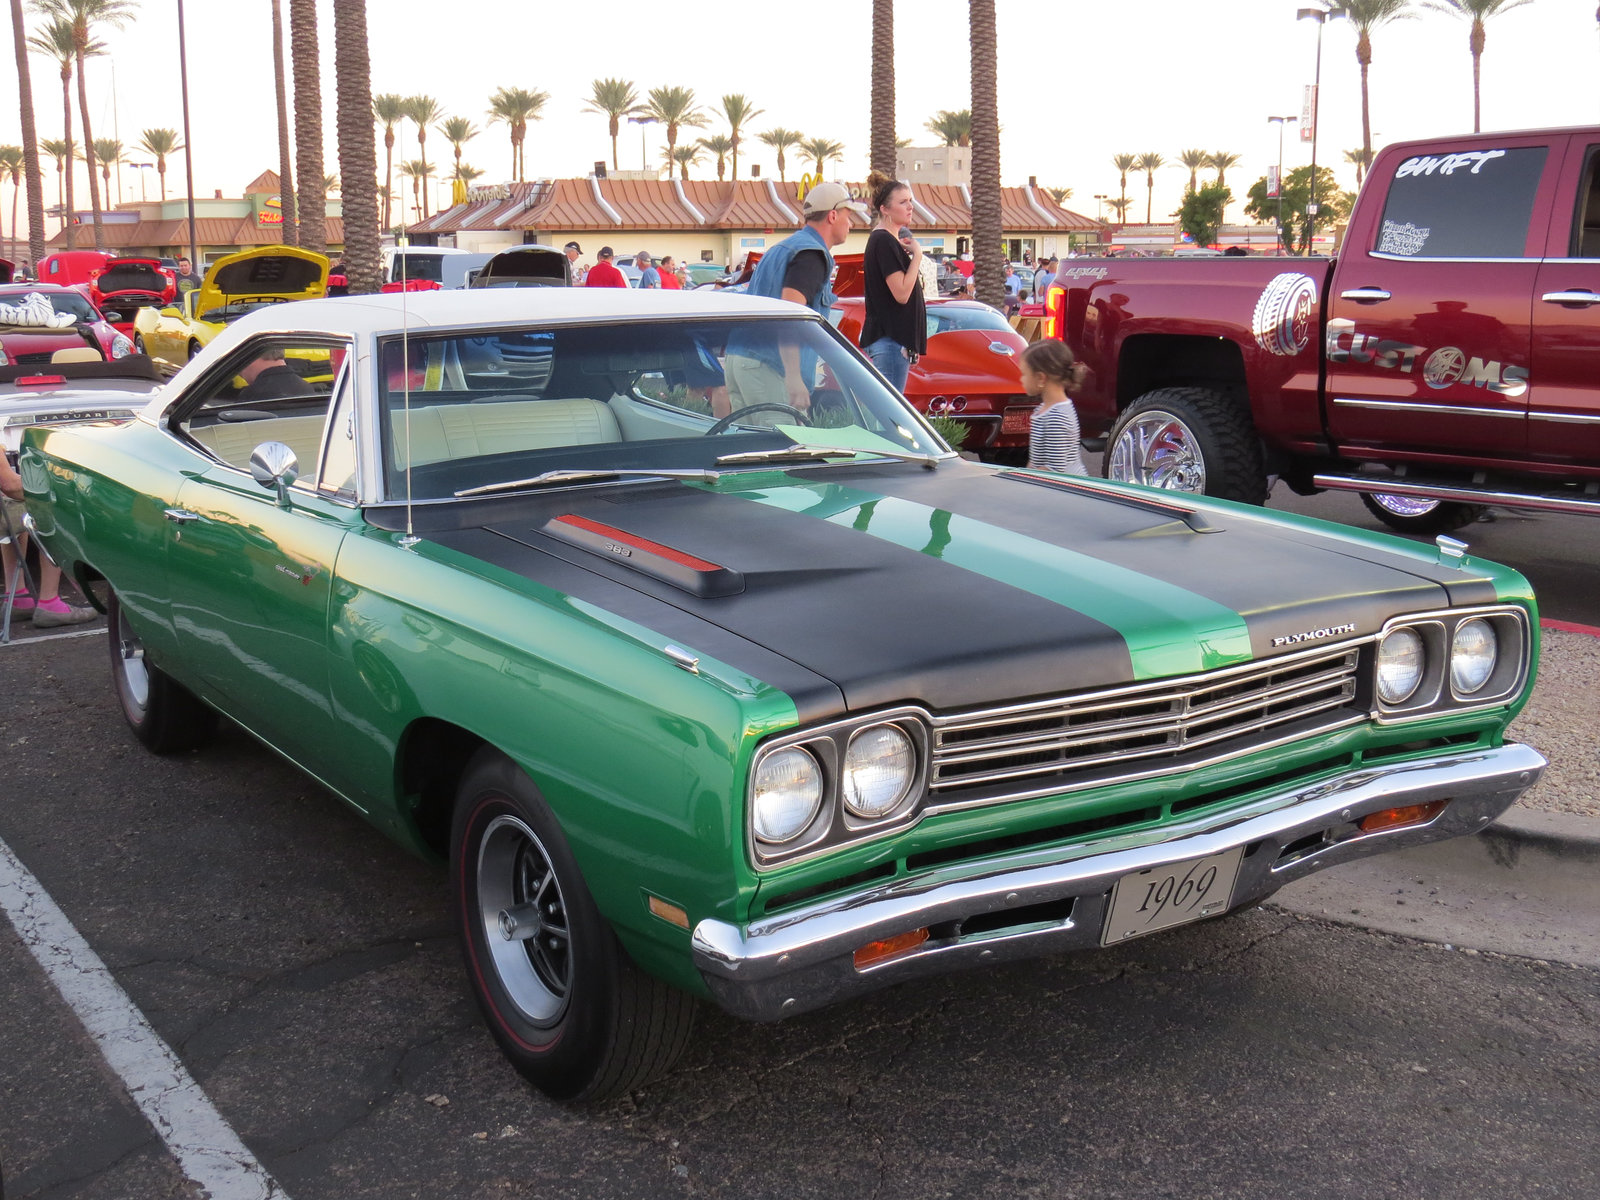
[860,228,927,354]
[782,249,829,305]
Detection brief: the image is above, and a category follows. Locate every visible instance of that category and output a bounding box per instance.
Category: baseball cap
[564,241,581,253]
[802,181,869,219]
[597,246,614,259]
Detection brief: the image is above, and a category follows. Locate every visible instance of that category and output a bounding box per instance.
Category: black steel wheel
[107,588,216,754]
[1360,492,1487,535]
[1104,386,1268,505]
[450,749,695,1102]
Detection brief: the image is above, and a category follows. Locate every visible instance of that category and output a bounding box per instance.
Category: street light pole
[1297,4,1345,254]
[131,162,154,202]
[627,115,658,173]
[1266,116,1297,253]
[176,0,198,268]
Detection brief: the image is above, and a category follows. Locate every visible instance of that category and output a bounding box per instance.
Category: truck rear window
[1375,145,1547,259]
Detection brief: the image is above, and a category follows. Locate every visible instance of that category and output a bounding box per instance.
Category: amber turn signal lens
[853,928,929,969]
[1359,800,1449,833]
[646,895,690,929]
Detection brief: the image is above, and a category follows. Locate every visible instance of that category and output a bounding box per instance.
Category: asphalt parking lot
[2,496,1598,1200]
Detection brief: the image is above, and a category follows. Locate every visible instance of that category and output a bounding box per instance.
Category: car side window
[1569,145,1600,259]
[317,364,357,497]
[172,335,348,479]
[1374,145,1548,259]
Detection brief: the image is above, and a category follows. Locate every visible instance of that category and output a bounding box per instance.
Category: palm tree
[0,145,22,255]
[1112,152,1138,218]
[800,136,845,180]
[10,1,47,266]
[487,86,547,181]
[372,91,405,231]
[399,159,433,223]
[870,0,896,176]
[401,95,442,216]
[643,86,707,160]
[1044,186,1072,205]
[582,78,639,173]
[1135,151,1165,224]
[925,109,972,147]
[322,172,340,195]
[270,0,296,245]
[137,127,180,201]
[968,1,1003,310]
[40,136,69,215]
[332,0,380,294]
[34,0,132,253]
[289,0,326,254]
[1344,146,1375,186]
[89,136,120,204]
[438,116,478,183]
[1107,196,1132,223]
[28,19,79,248]
[1424,0,1532,133]
[665,143,702,182]
[452,163,483,183]
[1345,1,1416,162]
[1178,148,1209,194]
[1207,151,1241,188]
[696,134,733,181]
[720,93,763,181]
[758,127,804,182]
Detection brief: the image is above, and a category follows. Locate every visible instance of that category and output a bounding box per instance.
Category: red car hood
[906,328,1026,395]
[91,259,174,304]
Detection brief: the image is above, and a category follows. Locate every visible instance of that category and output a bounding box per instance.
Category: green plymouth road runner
[19,289,1546,1101]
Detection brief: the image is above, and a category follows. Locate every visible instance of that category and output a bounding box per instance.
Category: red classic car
[0,283,134,366]
[830,296,1034,459]
[88,257,177,337]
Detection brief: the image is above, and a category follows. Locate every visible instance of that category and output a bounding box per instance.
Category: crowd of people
[567,243,689,290]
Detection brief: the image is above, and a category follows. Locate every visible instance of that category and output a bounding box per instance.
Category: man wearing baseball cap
[563,241,585,285]
[724,180,867,414]
[583,245,627,288]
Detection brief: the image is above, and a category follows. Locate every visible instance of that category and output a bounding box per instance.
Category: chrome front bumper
[692,744,1546,1022]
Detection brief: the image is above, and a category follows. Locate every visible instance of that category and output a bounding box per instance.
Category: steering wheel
[704,403,811,436]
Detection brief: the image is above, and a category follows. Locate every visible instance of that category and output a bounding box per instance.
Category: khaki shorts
[0,493,26,539]
[723,354,792,412]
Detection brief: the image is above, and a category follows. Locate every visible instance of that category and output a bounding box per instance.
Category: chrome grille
[930,644,1362,792]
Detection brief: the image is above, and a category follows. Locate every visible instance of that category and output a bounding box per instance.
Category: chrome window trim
[1331,397,1524,419]
[1529,410,1600,425]
[1367,253,1535,264]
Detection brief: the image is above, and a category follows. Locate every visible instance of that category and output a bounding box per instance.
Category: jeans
[864,337,910,392]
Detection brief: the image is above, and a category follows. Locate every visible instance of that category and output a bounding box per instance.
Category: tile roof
[47,214,346,251]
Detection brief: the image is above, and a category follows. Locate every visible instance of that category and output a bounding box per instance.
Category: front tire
[450,749,695,1102]
[1360,493,1487,535]
[1103,387,1268,505]
[186,338,203,363]
[108,589,216,754]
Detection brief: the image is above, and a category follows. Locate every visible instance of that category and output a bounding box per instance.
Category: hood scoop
[541,513,746,598]
[1006,470,1222,534]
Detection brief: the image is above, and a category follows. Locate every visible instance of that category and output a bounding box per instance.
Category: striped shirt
[1028,400,1086,475]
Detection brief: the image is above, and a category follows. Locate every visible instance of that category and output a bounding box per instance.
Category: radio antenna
[395,123,417,547]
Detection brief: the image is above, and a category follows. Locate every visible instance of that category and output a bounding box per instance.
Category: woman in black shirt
[860,175,927,391]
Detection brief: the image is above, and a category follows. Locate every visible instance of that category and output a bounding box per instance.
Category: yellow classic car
[133,245,329,366]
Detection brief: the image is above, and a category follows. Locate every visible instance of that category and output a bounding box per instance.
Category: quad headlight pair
[749,714,926,862]
[1373,607,1527,717]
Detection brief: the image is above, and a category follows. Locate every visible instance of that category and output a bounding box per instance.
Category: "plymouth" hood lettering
[1271,623,1357,647]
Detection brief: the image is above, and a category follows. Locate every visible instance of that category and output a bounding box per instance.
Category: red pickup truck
[1047,125,1600,532]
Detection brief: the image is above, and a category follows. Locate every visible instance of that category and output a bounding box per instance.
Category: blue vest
[731,223,836,375]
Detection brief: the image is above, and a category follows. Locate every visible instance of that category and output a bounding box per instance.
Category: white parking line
[0,834,291,1199]
[0,625,107,647]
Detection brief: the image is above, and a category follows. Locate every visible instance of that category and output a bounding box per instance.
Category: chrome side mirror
[249,441,299,507]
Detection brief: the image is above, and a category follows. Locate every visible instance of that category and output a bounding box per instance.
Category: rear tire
[186,339,203,363]
[132,333,146,354]
[107,589,217,754]
[450,749,695,1102]
[1103,387,1268,505]
[1359,493,1486,535]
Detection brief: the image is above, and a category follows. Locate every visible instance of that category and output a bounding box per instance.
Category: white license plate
[1101,846,1244,945]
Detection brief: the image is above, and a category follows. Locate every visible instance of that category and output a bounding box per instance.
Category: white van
[381,246,493,290]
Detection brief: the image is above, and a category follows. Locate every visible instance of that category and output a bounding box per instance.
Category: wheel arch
[1116,332,1249,415]
[397,717,491,858]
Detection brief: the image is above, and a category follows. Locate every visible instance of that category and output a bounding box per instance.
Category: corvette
[132,245,328,365]
[21,288,1545,1102]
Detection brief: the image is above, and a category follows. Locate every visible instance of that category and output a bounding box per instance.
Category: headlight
[110,332,134,359]
[843,724,916,819]
[1450,618,1497,694]
[1376,627,1425,704]
[751,747,824,843]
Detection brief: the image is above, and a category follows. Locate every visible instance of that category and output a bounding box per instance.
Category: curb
[1541,617,1600,637]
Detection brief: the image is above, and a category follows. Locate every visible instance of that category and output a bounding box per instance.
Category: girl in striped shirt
[1022,340,1088,476]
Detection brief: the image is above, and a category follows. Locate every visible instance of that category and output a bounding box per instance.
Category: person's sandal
[3,590,35,620]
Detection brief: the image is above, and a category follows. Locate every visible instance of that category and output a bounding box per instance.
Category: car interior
[1572,146,1600,259]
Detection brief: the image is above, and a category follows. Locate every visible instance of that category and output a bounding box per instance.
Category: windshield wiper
[454,467,722,498]
[714,445,943,469]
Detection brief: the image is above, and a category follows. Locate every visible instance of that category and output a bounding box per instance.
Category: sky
[5,0,1600,232]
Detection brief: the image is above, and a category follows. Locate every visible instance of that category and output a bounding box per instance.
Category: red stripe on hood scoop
[544,514,745,597]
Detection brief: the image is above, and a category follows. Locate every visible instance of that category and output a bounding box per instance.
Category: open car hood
[93,258,174,302]
[470,246,570,288]
[197,246,328,322]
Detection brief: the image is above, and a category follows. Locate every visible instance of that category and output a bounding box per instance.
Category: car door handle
[163,508,201,524]
[1339,287,1392,303]
[1541,290,1600,306]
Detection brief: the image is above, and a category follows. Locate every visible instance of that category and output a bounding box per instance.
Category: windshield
[927,304,1014,336]
[378,316,946,500]
[389,253,444,284]
[0,290,100,323]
